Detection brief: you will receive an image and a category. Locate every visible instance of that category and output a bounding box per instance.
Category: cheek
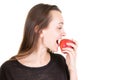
[43,29,60,41]
[49,30,59,38]
[43,31,54,43]
[55,30,61,36]
[43,30,51,38]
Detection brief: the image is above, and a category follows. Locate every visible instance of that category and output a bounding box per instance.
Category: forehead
[49,10,64,24]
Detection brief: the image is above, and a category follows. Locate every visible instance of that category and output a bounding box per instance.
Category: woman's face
[41,10,66,52]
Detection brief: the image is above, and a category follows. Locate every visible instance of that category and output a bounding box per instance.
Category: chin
[52,49,58,53]
[47,48,58,53]
[52,48,59,52]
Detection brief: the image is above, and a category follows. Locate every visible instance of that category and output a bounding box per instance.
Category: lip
[56,38,62,46]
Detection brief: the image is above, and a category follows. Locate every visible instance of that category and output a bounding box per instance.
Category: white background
[0,0,120,80]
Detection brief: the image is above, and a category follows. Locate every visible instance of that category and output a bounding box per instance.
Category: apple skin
[60,39,75,51]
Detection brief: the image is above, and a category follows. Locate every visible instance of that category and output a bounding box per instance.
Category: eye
[58,27,62,29]
[57,25,63,30]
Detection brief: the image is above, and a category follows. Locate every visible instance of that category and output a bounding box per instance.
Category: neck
[18,45,51,67]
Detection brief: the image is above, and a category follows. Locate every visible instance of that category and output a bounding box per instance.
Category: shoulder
[50,53,67,65]
[0,60,18,79]
[51,53,65,61]
[0,60,17,70]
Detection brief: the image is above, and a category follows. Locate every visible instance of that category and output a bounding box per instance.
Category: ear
[34,25,39,33]
[34,25,43,38]
[40,31,44,38]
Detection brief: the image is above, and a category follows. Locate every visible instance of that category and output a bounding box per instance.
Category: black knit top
[0,53,69,80]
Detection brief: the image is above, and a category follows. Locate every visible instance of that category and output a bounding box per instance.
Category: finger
[62,48,76,56]
[66,43,77,51]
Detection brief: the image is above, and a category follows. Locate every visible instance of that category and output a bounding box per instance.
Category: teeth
[56,39,60,45]
[58,39,61,44]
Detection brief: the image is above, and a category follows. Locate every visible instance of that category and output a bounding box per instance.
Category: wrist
[69,69,78,80]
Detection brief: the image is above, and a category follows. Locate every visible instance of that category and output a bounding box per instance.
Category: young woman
[0,3,78,80]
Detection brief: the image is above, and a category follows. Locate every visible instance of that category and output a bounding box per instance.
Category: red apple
[60,39,75,51]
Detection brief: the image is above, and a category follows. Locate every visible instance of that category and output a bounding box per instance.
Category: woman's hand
[61,39,78,72]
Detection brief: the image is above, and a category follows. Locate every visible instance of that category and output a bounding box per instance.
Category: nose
[61,30,66,37]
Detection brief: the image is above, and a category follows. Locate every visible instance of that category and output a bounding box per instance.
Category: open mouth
[56,38,62,46]
[56,40,59,45]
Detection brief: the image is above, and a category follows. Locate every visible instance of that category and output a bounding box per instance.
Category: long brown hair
[10,3,61,60]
